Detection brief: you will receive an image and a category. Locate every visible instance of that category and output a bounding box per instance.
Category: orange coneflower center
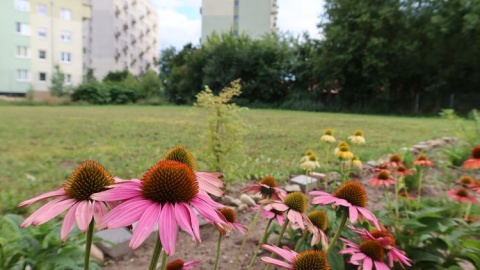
[324,129,334,136]
[284,192,307,213]
[397,165,407,172]
[166,259,184,270]
[259,176,278,197]
[471,146,480,159]
[305,150,315,156]
[142,160,198,204]
[162,145,198,171]
[333,181,368,207]
[377,171,391,180]
[360,240,385,262]
[416,154,427,161]
[308,210,328,231]
[219,207,237,223]
[459,176,475,187]
[456,189,469,197]
[293,250,330,270]
[339,145,350,152]
[354,130,364,136]
[64,160,114,201]
[370,229,396,246]
[390,154,402,163]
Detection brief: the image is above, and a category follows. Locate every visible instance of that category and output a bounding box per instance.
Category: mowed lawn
[0,105,466,215]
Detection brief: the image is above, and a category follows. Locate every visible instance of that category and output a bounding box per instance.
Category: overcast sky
[152,0,324,50]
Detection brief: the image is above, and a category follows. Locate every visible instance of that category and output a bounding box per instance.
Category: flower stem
[326,208,348,255]
[264,219,290,270]
[214,234,222,270]
[464,202,472,219]
[385,186,393,215]
[416,168,423,210]
[294,231,308,251]
[84,219,94,270]
[248,218,273,270]
[148,236,163,270]
[234,203,262,264]
[160,249,167,270]
[394,177,402,219]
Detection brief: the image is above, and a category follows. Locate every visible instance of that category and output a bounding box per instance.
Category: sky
[153,0,324,50]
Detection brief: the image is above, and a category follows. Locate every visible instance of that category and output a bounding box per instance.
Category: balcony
[123,23,128,31]
[115,31,121,40]
[131,39,136,45]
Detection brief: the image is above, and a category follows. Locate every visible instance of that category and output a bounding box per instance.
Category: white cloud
[156,0,324,50]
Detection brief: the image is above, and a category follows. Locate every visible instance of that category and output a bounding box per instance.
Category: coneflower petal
[21,197,66,227]
[61,202,79,242]
[351,253,367,261]
[190,197,225,224]
[175,203,199,241]
[261,244,297,263]
[349,206,359,223]
[130,203,160,249]
[363,257,373,270]
[160,203,178,255]
[93,201,107,224]
[260,257,294,269]
[287,211,304,230]
[100,197,151,229]
[32,198,76,226]
[92,187,141,201]
[76,200,94,232]
[18,188,66,207]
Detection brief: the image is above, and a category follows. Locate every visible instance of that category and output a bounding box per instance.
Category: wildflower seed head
[142,160,198,204]
[459,175,475,187]
[65,160,114,201]
[416,154,427,161]
[324,129,334,136]
[456,188,469,197]
[308,210,328,231]
[305,149,315,156]
[353,130,364,137]
[166,259,184,270]
[339,145,350,152]
[472,146,480,159]
[338,141,348,148]
[397,165,407,173]
[377,171,391,180]
[219,207,237,223]
[370,229,396,246]
[284,192,307,213]
[292,250,330,270]
[333,181,368,207]
[162,145,197,171]
[308,155,319,162]
[389,154,402,163]
[260,176,278,188]
[360,240,384,262]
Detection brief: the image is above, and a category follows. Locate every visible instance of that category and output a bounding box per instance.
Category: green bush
[106,83,138,104]
[72,82,111,104]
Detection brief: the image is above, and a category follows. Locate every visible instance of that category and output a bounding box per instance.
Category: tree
[50,65,66,97]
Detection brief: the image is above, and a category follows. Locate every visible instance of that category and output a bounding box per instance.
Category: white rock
[238,203,249,212]
[239,194,256,206]
[284,184,301,193]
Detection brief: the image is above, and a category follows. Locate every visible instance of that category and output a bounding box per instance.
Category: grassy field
[0,105,468,215]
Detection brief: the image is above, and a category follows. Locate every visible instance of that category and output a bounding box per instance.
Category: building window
[234,0,239,7]
[16,46,30,58]
[16,70,30,82]
[15,22,30,36]
[38,27,47,38]
[39,72,47,82]
[14,0,30,12]
[60,52,71,63]
[64,74,72,85]
[37,4,47,15]
[60,31,71,42]
[234,15,239,24]
[60,8,72,20]
[38,49,46,59]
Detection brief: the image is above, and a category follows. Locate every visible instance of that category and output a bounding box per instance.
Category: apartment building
[201,0,277,42]
[0,0,89,97]
[84,0,158,81]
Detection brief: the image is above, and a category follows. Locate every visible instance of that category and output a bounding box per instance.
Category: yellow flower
[320,129,336,143]
[300,155,320,171]
[352,156,362,168]
[348,130,366,145]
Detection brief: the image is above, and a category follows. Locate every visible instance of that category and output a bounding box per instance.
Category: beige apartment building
[201,0,277,42]
[83,0,158,81]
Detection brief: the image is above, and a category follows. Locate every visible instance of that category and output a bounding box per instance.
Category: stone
[290,175,317,192]
[327,172,341,183]
[310,172,326,181]
[284,184,301,193]
[222,195,237,206]
[89,244,104,263]
[239,194,256,206]
[251,194,262,202]
[366,160,378,167]
[95,228,133,259]
[238,203,249,212]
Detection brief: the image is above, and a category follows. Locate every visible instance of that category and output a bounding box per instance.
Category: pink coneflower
[310,181,380,229]
[242,175,286,200]
[412,154,434,167]
[261,244,330,269]
[469,180,480,192]
[266,192,317,233]
[214,207,247,235]
[347,226,412,268]
[369,170,396,188]
[462,146,480,170]
[386,154,403,168]
[18,161,116,242]
[166,259,201,270]
[399,191,414,200]
[446,189,477,203]
[395,165,413,177]
[254,204,285,226]
[91,160,226,255]
[339,238,390,270]
[162,145,224,197]
[307,210,329,247]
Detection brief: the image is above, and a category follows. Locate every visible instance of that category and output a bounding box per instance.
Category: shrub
[72,82,110,104]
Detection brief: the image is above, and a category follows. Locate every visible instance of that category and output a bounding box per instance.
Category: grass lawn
[0,105,468,215]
